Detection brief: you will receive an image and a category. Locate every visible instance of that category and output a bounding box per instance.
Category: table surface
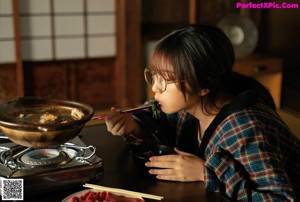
[5,124,228,202]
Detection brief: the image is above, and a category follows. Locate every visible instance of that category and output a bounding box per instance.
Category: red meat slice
[73,190,144,202]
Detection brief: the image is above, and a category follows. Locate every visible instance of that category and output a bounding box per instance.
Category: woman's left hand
[145,148,205,182]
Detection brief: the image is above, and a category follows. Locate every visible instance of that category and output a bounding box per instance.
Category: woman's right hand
[105,107,140,136]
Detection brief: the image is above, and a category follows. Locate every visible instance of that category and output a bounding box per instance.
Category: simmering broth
[3,106,84,125]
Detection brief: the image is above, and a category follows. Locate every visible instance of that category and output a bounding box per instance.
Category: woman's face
[151,69,199,115]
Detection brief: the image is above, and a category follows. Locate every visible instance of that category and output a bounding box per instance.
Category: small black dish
[131,144,176,170]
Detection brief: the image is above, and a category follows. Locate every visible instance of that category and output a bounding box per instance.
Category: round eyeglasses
[144,68,184,92]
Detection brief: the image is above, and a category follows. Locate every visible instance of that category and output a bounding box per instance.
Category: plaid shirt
[132,77,300,201]
[203,103,299,201]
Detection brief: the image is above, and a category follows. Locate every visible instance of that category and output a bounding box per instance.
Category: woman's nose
[151,79,162,93]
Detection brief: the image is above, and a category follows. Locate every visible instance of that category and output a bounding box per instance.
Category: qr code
[1,179,24,201]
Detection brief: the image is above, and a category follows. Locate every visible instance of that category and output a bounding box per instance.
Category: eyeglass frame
[144,68,185,92]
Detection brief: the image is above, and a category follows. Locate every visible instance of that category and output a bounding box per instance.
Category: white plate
[62,188,145,202]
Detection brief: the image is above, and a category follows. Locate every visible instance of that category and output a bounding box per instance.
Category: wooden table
[12,124,228,202]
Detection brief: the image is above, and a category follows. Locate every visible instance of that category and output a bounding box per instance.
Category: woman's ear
[199,88,210,96]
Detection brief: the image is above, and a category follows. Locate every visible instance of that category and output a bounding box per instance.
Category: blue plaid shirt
[132,76,300,201]
[203,103,299,201]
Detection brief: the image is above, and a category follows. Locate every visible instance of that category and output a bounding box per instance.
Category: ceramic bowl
[131,144,176,169]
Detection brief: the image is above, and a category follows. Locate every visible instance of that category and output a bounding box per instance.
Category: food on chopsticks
[13,107,85,125]
[70,190,144,202]
[150,100,160,120]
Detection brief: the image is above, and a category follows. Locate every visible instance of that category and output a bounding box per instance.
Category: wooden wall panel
[22,58,117,110]
[76,58,116,109]
[23,62,68,100]
[0,64,18,101]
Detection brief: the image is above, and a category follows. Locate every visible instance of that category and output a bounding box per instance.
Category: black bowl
[131,144,176,169]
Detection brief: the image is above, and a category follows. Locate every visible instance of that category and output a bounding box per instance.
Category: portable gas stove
[0,135,103,196]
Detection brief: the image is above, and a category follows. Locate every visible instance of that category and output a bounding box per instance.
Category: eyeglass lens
[144,69,166,91]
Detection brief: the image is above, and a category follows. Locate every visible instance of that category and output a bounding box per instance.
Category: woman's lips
[154,98,161,106]
[156,101,162,107]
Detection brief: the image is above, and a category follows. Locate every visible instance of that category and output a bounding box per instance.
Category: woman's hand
[105,107,140,136]
[145,148,205,182]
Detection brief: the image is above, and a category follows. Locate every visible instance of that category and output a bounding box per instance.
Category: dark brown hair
[149,24,235,114]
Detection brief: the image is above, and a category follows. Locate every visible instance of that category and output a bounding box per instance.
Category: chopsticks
[83,183,164,200]
[92,105,152,120]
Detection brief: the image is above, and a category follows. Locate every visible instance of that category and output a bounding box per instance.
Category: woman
[105,24,300,201]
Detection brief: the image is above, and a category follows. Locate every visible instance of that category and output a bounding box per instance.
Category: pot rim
[0,97,94,132]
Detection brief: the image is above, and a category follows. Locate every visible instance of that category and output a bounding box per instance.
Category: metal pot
[0,97,94,148]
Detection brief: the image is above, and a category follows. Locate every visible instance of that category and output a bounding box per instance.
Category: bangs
[148,44,193,98]
[148,48,178,81]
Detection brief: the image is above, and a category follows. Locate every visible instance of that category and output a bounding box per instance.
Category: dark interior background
[267,8,300,115]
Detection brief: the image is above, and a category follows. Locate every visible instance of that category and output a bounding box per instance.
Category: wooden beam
[116,0,127,106]
[12,0,24,96]
[189,0,197,24]
[116,0,142,107]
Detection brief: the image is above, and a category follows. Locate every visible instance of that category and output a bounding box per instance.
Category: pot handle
[62,143,96,162]
[75,145,96,162]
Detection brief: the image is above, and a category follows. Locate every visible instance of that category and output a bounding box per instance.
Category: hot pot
[0,97,94,148]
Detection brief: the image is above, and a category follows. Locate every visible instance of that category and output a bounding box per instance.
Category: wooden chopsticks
[92,105,152,120]
[91,115,106,120]
[83,183,164,200]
